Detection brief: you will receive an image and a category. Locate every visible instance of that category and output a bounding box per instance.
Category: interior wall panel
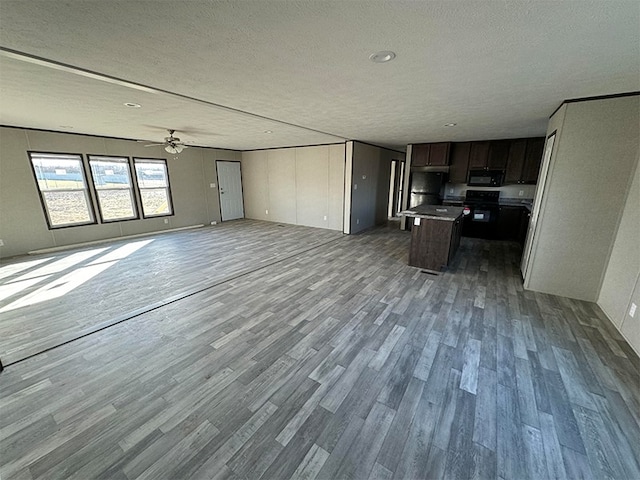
[295,146,329,229]
[240,150,269,221]
[329,144,346,231]
[267,149,297,224]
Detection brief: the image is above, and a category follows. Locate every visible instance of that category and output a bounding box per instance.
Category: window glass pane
[29,153,94,227]
[90,158,132,189]
[42,190,92,225]
[135,161,169,188]
[140,188,171,216]
[89,156,137,221]
[96,190,136,220]
[134,159,173,217]
[32,158,86,190]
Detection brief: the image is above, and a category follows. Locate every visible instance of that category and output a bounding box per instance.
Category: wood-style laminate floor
[0,220,342,363]
[1,220,639,480]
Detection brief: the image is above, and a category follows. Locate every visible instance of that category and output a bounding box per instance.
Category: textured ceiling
[0,0,638,151]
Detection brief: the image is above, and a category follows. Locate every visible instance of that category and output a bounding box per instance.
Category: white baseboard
[28,224,205,255]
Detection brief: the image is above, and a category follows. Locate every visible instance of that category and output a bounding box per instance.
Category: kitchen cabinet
[411,143,451,167]
[487,140,510,169]
[505,139,527,184]
[497,206,522,241]
[497,205,531,249]
[522,137,544,183]
[469,140,509,170]
[468,141,490,169]
[412,144,430,167]
[505,137,544,184]
[449,142,471,183]
[402,206,463,272]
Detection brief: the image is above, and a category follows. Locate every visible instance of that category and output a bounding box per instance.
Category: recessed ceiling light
[369,51,396,63]
[264,130,273,134]
[444,123,457,127]
[124,102,141,108]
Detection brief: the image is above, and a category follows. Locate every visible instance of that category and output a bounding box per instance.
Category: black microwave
[467,169,504,187]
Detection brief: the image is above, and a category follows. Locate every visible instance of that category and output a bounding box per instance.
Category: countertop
[399,205,464,222]
[442,197,533,212]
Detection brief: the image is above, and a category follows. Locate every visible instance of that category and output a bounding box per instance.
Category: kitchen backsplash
[444,183,536,200]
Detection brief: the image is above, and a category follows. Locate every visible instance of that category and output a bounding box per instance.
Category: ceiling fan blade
[144,143,165,147]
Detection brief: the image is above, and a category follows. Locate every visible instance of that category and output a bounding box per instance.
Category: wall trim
[598,292,640,359]
[242,141,347,153]
[549,91,640,119]
[0,124,241,152]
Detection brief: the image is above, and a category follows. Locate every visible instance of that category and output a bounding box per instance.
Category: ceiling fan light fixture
[444,123,457,127]
[165,144,184,154]
[124,102,141,108]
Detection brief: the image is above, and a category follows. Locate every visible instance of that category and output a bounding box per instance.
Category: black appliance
[409,171,445,208]
[462,190,500,239]
[468,169,504,187]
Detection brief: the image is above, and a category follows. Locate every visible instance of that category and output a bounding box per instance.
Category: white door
[217,161,244,221]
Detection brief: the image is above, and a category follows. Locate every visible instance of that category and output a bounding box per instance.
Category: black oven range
[462,190,500,239]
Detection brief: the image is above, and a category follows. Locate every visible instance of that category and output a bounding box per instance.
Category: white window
[133,158,173,217]
[29,152,95,228]
[88,156,138,222]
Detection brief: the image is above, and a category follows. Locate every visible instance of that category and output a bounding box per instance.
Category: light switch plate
[630,303,637,318]
[210,183,216,188]
[0,239,4,246]
[414,217,420,226]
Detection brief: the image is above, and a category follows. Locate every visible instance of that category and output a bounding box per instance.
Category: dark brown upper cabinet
[504,139,527,183]
[487,140,510,169]
[411,142,451,167]
[468,141,490,169]
[522,137,544,183]
[449,142,471,183]
[411,144,430,167]
[504,137,544,184]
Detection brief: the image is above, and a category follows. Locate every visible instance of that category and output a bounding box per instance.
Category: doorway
[216,161,245,221]
[388,158,405,217]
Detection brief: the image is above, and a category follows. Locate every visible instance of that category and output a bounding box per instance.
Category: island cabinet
[411,142,451,167]
[402,206,464,273]
[505,137,544,184]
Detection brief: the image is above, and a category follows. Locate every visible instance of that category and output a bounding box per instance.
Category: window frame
[87,154,140,223]
[27,151,98,229]
[132,157,174,219]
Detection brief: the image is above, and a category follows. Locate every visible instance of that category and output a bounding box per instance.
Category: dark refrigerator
[409,171,445,208]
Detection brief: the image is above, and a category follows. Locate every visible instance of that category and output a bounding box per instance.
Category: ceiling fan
[139,129,188,154]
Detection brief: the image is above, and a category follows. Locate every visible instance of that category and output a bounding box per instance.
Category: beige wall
[525,95,640,301]
[240,144,345,231]
[598,157,640,355]
[349,142,401,234]
[0,126,240,258]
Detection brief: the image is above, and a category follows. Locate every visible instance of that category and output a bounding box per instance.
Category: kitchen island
[400,205,464,273]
